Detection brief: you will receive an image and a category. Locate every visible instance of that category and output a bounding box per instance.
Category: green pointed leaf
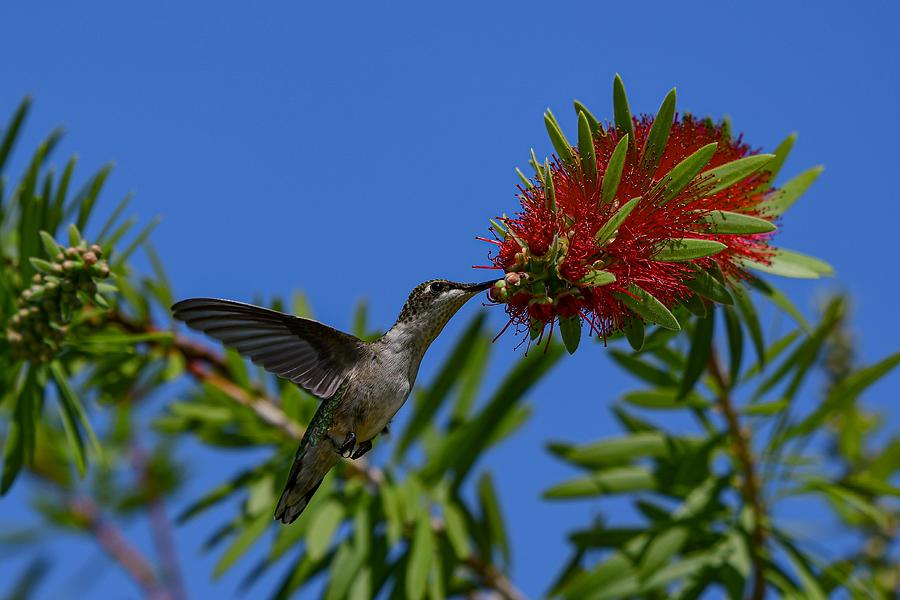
[639,526,688,580]
[544,109,575,167]
[425,344,563,484]
[641,551,718,592]
[609,351,676,387]
[755,133,796,194]
[579,269,616,287]
[50,362,101,456]
[722,306,743,386]
[213,511,270,578]
[623,318,645,351]
[545,466,655,499]
[544,159,556,212]
[478,473,510,565]
[741,330,802,382]
[441,501,471,559]
[529,148,544,181]
[67,223,82,247]
[0,97,31,175]
[97,191,134,243]
[515,167,533,189]
[653,238,726,261]
[600,134,629,207]
[681,293,707,317]
[305,499,345,560]
[780,536,828,600]
[701,210,775,234]
[559,316,582,354]
[54,391,87,477]
[489,218,507,240]
[641,88,676,173]
[573,100,602,136]
[577,111,597,187]
[595,196,640,246]
[101,215,136,250]
[612,74,635,142]
[38,231,61,259]
[406,517,434,600]
[622,388,710,410]
[683,268,733,305]
[679,314,714,399]
[741,399,789,416]
[177,466,269,524]
[741,248,834,279]
[2,367,36,494]
[114,216,161,266]
[617,285,680,331]
[699,154,774,195]
[732,285,765,367]
[651,143,718,205]
[548,431,670,468]
[72,163,113,232]
[763,165,823,216]
[28,258,55,275]
[788,352,900,440]
[749,277,810,332]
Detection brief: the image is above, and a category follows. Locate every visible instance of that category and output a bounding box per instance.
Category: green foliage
[544,296,898,599]
[1,100,897,600]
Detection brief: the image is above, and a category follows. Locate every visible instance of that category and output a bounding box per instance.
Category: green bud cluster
[6,241,111,363]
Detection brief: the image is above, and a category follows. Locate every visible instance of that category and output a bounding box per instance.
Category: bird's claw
[350,440,372,460]
[337,431,356,458]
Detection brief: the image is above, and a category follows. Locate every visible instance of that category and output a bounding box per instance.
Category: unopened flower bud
[82,251,97,265]
[90,244,103,257]
[65,247,78,259]
[504,272,521,286]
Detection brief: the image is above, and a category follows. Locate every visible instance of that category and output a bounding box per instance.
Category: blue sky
[1,1,898,597]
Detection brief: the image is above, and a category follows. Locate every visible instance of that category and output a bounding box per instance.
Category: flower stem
[708,348,767,600]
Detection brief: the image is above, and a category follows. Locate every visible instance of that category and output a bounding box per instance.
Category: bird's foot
[336,431,356,458]
[350,440,372,460]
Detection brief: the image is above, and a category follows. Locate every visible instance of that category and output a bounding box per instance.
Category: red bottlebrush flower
[480,77,831,352]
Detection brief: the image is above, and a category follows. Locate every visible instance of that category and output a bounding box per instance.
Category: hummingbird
[171,278,497,524]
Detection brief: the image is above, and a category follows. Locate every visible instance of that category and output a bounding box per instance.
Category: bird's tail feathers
[274,442,338,524]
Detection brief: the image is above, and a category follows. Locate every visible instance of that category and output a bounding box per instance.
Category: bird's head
[394,278,497,344]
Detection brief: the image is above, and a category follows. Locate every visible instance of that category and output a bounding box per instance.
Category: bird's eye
[429,282,447,294]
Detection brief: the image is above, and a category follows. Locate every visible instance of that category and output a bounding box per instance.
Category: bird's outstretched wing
[172,298,369,399]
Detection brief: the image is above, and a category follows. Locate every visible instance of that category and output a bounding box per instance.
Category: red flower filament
[482,105,781,345]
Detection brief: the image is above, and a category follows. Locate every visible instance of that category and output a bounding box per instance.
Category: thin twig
[462,556,528,600]
[428,516,530,600]
[708,349,767,600]
[69,498,171,600]
[131,446,187,600]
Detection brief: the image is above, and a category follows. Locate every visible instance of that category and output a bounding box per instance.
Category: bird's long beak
[460,279,500,293]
